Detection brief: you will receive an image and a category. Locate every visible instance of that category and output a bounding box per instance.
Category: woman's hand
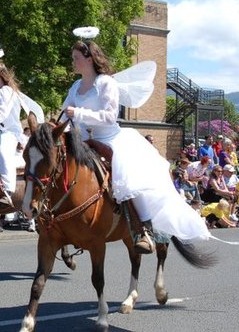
[64,106,75,118]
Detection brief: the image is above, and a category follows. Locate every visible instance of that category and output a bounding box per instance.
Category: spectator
[186,143,198,162]
[218,138,233,168]
[223,164,239,192]
[200,165,235,203]
[198,135,215,170]
[212,134,223,164]
[144,134,154,144]
[229,143,239,174]
[222,164,239,222]
[172,158,198,201]
[187,156,211,186]
[201,198,236,228]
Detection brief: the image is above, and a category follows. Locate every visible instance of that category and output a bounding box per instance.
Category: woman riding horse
[59,34,212,255]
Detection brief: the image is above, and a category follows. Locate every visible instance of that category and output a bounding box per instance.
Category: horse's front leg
[154,242,169,305]
[89,242,108,330]
[119,237,141,314]
[61,245,76,270]
[20,236,57,332]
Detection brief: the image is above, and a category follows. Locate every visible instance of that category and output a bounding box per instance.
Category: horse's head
[22,119,70,219]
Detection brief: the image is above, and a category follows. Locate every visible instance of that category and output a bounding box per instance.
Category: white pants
[0,131,18,192]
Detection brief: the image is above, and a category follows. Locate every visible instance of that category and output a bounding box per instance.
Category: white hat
[223,164,235,172]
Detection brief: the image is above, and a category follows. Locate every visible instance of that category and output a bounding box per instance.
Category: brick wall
[121,0,183,160]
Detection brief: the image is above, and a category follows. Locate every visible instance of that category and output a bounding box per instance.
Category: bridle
[25,136,75,217]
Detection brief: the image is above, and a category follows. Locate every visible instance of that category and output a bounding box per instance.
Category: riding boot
[134,220,156,254]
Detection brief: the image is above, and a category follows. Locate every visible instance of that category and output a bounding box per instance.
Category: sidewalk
[0,228,38,241]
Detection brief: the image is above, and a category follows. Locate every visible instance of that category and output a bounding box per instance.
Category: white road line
[0,298,190,327]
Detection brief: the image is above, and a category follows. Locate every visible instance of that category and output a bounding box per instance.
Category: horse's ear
[52,119,70,143]
[28,111,38,133]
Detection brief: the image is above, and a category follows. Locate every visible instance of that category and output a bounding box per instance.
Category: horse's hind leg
[154,243,169,305]
[20,236,57,332]
[61,245,76,270]
[89,243,109,330]
[119,237,141,314]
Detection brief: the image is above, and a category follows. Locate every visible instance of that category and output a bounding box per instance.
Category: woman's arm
[210,178,234,199]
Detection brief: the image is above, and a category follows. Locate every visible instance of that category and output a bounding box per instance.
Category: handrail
[167,68,224,106]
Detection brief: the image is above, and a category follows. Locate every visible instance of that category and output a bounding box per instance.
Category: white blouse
[61,74,121,141]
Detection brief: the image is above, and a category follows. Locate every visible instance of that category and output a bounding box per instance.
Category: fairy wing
[19,92,45,123]
[113,61,157,108]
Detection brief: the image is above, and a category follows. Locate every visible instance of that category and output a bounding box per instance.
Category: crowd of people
[171,134,239,229]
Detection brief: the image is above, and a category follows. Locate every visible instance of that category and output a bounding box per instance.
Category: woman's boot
[134,220,156,254]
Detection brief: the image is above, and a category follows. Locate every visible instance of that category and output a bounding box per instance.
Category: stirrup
[134,225,156,254]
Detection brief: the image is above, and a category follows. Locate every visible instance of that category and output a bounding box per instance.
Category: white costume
[61,74,211,242]
[0,85,44,193]
[0,86,25,192]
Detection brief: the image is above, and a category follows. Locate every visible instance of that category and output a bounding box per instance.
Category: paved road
[1,228,239,332]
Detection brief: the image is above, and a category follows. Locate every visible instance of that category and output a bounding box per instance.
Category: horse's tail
[171,236,217,268]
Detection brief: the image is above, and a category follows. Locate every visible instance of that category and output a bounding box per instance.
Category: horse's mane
[29,122,95,170]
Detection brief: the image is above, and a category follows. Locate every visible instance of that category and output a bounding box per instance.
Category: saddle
[85,138,112,170]
[85,139,113,199]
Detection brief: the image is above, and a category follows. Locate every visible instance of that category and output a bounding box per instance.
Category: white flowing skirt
[106,128,210,242]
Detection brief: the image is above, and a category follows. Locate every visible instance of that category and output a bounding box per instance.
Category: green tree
[0,0,144,116]
[223,99,239,126]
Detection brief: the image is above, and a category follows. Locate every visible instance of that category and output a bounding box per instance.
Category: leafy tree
[0,0,144,116]
[223,99,239,126]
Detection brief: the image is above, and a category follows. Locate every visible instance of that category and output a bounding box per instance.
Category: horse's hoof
[95,321,109,331]
[119,304,133,314]
[157,291,168,305]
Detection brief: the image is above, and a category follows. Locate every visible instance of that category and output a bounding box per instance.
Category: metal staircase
[166,68,224,124]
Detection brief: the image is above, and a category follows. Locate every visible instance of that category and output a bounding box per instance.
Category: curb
[0,229,38,241]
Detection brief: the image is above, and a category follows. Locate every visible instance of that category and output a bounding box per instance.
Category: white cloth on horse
[61,74,211,243]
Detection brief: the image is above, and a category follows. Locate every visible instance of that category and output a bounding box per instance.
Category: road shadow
[0,271,70,282]
[0,301,134,332]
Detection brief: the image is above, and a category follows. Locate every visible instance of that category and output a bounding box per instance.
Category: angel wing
[113,61,157,108]
[19,92,45,123]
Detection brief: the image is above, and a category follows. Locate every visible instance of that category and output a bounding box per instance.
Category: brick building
[119,0,182,161]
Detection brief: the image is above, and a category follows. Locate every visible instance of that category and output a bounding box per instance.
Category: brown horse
[20,118,215,332]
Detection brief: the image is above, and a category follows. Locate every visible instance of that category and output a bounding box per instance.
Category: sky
[165,0,239,94]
